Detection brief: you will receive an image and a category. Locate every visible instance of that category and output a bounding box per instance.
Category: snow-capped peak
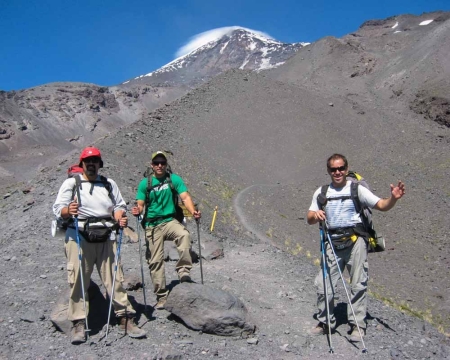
[127,27,308,86]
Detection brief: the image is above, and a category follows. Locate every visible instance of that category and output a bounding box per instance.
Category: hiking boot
[155,296,167,310]
[349,326,366,342]
[70,319,86,345]
[118,316,146,339]
[309,322,332,336]
[178,272,192,283]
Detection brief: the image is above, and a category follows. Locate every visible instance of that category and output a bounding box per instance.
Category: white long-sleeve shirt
[53,176,126,224]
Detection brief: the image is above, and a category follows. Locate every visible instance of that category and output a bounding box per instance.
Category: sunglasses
[328,165,347,173]
[83,157,101,164]
[152,161,167,166]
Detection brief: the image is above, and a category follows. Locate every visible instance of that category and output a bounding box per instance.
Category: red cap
[79,147,103,168]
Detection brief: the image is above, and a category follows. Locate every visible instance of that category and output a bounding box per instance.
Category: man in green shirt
[131,151,201,309]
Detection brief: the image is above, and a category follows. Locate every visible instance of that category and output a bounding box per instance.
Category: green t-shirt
[136,173,188,226]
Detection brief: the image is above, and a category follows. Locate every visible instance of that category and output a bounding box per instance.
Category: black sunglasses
[328,165,347,173]
[152,161,167,166]
[83,157,101,164]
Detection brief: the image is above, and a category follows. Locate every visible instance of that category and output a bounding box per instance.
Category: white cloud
[175,26,273,58]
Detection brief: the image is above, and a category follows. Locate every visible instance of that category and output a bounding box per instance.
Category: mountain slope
[0,67,449,359]
[0,29,307,185]
[0,83,187,185]
[125,28,307,87]
[269,11,450,127]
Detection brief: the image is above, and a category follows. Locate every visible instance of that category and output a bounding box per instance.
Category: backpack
[67,164,83,178]
[319,171,385,252]
[141,164,185,229]
[51,166,115,237]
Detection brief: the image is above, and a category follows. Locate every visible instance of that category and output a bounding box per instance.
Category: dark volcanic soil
[1,67,450,359]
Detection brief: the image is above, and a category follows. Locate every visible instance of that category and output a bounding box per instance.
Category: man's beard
[85,166,97,177]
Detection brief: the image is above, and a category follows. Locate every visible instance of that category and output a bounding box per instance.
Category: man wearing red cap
[131,151,201,310]
[53,147,146,344]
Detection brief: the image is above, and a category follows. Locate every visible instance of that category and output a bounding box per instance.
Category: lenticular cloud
[175,27,273,58]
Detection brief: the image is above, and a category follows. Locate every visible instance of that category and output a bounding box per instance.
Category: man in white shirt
[53,147,146,344]
[306,154,405,342]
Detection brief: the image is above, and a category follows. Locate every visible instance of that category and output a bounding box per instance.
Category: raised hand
[390,181,406,200]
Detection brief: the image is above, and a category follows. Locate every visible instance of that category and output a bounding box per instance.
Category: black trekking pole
[316,193,333,353]
[320,222,334,354]
[323,223,368,353]
[105,227,124,340]
[74,216,91,340]
[136,213,148,312]
[196,216,204,285]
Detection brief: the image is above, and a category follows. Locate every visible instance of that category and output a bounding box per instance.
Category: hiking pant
[145,219,192,299]
[65,228,135,321]
[314,237,368,329]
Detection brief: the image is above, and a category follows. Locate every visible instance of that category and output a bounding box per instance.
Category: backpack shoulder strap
[350,182,362,214]
[144,168,170,206]
[73,175,82,207]
[99,175,116,206]
[145,167,153,206]
[168,173,180,208]
[73,175,116,206]
[317,185,329,210]
[167,173,176,192]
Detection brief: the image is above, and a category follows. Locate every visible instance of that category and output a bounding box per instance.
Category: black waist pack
[329,227,356,251]
[80,218,115,243]
[80,226,112,243]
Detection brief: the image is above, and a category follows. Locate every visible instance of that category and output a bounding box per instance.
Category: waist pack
[80,226,112,243]
[328,227,358,250]
[79,218,116,243]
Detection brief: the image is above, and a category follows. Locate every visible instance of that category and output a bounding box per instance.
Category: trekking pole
[323,222,368,353]
[196,215,204,285]
[106,227,124,340]
[74,216,91,340]
[136,213,148,312]
[320,223,334,354]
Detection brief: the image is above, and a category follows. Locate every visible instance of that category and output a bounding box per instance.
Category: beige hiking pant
[65,228,135,321]
[314,236,368,329]
[145,219,192,298]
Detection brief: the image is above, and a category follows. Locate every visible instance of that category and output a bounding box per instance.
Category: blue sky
[1,0,448,91]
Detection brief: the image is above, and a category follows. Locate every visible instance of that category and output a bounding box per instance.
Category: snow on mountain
[123,27,308,87]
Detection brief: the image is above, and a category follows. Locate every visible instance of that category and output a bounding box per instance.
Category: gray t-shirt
[309,180,380,230]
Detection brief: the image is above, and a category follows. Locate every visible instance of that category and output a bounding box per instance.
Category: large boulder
[165,283,255,337]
